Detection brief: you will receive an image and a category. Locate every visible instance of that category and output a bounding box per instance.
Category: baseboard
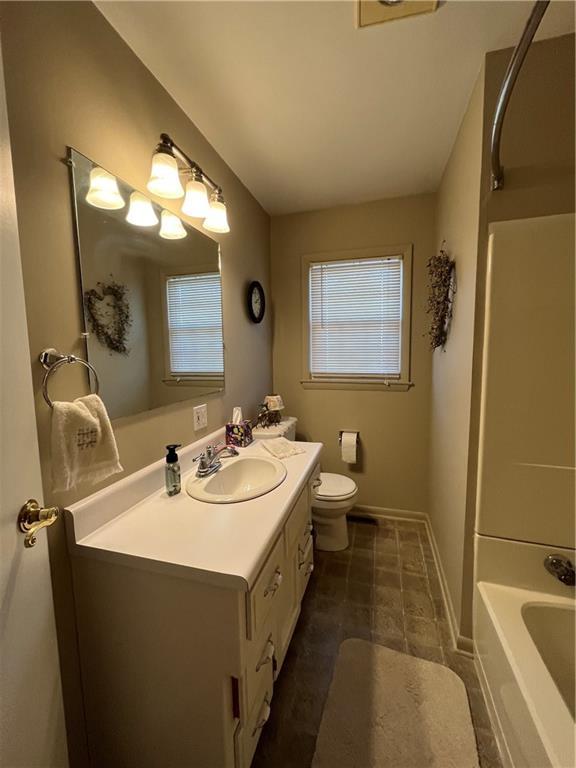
[351,505,473,656]
[353,504,426,522]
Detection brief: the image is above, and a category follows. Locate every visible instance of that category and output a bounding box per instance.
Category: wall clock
[247,281,265,323]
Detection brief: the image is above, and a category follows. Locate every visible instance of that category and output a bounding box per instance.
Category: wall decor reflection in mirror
[69,148,224,420]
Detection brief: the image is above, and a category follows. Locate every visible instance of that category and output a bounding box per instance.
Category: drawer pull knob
[264,568,282,597]
[306,564,314,575]
[251,696,271,736]
[312,478,322,490]
[256,638,275,672]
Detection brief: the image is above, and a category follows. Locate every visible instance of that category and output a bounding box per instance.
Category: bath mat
[312,639,479,768]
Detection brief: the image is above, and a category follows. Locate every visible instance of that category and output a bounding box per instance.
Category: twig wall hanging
[427,243,456,350]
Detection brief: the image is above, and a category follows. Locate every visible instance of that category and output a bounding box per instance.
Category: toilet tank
[252,416,297,441]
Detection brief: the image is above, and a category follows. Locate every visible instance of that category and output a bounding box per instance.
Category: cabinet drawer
[297,537,314,601]
[247,534,285,640]
[244,626,275,715]
[236,683,273,768]
[285,485,310,553]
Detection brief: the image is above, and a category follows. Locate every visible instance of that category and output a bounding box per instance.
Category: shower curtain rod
[490,0,550,191]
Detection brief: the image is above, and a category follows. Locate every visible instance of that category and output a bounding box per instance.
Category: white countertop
[66,436,322,591]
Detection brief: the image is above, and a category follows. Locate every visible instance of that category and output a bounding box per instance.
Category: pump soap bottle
[165,444,182,496]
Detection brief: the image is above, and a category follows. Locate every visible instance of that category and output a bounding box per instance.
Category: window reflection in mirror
[69,148,224,420]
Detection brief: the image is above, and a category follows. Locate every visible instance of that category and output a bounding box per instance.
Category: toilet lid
[315,472,357,501]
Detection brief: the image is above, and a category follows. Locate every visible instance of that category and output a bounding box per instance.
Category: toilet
[253,416,357,551]
[311,472,358,551]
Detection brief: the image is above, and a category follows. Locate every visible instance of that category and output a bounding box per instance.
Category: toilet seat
[314,472,357,502]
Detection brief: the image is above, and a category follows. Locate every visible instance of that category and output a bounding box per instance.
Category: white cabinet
[70,465,317,768]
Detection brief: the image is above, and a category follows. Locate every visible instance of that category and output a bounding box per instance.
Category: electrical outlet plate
[193,404,208,431]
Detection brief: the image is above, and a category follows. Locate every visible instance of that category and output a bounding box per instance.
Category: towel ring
[40,348,100,409]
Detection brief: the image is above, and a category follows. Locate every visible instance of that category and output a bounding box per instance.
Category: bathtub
[475,581,575,768]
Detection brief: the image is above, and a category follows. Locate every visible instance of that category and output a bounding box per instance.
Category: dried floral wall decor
[427,244,456,350]
[84,279,132,355]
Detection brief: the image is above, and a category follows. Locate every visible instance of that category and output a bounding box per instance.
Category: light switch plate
[193,404,208,431]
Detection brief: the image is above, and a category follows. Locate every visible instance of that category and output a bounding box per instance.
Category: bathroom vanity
[65,431,322,768]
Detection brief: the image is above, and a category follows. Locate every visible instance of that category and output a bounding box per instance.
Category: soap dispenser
[165,444,182,496]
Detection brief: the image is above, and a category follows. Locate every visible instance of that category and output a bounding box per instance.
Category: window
[165,273,224,378]
[304,246,412,387]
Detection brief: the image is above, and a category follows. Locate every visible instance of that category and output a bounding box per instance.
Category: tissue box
[226,420,253,448]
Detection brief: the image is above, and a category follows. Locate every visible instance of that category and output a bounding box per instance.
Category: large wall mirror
[69,148,224,420]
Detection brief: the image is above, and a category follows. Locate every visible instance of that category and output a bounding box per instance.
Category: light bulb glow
[203,192,230,234]
[85,167,125,210]
[146,152,184,199]
[159,209,187,240]
[181,178,210,218]
[126,192,159,227]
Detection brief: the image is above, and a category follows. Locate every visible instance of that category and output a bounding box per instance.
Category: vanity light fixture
[203,188,230,234]
[159,209,187,240]
[148,133,230,233]
[126,191,159,227]
[85,167,125,210]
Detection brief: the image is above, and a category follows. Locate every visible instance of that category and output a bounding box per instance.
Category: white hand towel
[261,437,305,460]
[51,394,123,492]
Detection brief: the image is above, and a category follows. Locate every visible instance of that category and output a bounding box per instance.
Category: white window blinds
[166,273,224,376]
[309,256,403,378]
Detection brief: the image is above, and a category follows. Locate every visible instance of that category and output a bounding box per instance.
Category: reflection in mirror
[69,148,224,420]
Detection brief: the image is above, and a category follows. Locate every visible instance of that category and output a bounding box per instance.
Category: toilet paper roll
[340,431,358,464]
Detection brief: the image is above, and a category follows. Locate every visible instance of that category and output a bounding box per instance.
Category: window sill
[300,378,414,392]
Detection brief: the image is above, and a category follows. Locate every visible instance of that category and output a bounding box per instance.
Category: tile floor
[252,516,502,768]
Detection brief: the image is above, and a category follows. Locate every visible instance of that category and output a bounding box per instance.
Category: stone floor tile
[404,614,440,646]
[397,528,420,544]
[348,560,374,585]
[346,579,373,606]
[375,551,401,570]
[374,584,403,611]
[372,606,404,639]
[375,536,398,554]
[374,567,401,588]
[323,559,349,580]
[403,589,435,619]
[401,572,429,593]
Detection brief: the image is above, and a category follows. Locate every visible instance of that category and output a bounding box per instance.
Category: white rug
[312,639,479,768]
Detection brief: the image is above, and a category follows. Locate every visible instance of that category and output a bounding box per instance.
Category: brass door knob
[18,499,59,548]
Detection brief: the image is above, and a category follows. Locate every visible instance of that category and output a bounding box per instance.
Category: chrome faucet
[544,554,575,586]
[193,443,239,478]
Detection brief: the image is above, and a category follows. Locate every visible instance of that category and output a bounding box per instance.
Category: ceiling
[97,1,575,215]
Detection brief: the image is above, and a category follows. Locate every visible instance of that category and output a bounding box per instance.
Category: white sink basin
[185,456,287,504]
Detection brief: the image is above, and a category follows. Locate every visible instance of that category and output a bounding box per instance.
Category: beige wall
[0,3,271,763]
[271,194,434,514]
[428,71,484,643]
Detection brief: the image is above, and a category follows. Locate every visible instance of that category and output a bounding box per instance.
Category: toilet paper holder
[338,430,359,446]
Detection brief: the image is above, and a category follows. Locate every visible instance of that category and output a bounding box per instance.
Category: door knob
[18,499,59,548]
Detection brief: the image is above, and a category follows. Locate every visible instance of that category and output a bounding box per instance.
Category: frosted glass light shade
[85,167,125,210]
[181,179,210,218]
[203,195,230,234]
[159,209,187,240]
[146,152,184,199]
[126,192,159,227]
